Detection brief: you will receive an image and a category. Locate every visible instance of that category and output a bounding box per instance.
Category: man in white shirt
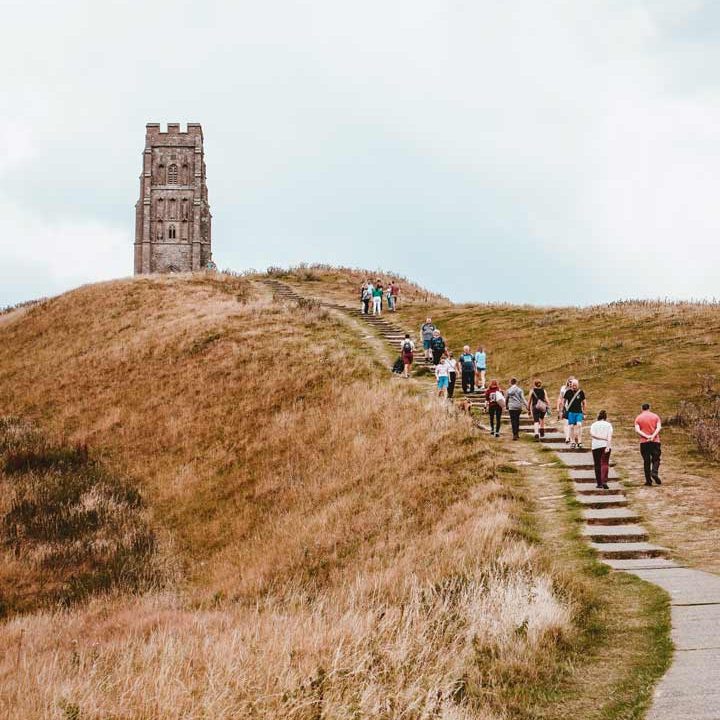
[590,410,613,489]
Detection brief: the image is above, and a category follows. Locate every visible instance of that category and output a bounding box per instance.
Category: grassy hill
[0,272,670,719]
[279,266,720,574]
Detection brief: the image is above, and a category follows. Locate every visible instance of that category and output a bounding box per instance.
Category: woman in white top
[590,410,613,489]
[446,351,459,399]
[435,352,450,398]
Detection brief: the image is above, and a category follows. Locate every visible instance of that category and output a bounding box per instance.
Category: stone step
[569,469,620,481]
[582,525,649,542]
[543,440,592,454]
[574,482,623,495]
[576,494,628,509]
[556,452,611,468]
[590,542,667,559]
[583,507,640,525]
[603,557,683,571]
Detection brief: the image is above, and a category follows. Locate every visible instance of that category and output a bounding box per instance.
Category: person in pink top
[634,403,662,486]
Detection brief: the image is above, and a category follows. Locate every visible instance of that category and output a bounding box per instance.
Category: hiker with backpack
[486,379,505,437]
[590,410,613,490]
[435,352,450,398]
[372,283,383,315]
[421,318,435,362]
[506,378,527,440]
[635,403,662,486]
[446,351,459,398]
[400,334,415,378]
[430,329,446,366]
[474,346,487,389]
[528,379,550,440]
[563,379,587,449]
[557,376,575,444]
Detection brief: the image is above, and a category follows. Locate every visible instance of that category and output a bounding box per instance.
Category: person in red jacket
[635,403,662,485]
[485,379,505,437]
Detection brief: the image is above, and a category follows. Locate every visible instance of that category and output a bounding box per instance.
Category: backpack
[402,340,413,353]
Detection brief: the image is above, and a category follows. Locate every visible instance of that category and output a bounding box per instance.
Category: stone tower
[134,123,212,274]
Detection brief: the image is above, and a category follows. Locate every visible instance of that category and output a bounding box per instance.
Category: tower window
[168,224,177,240]
[169,199,176,219]
[168,164,178,184]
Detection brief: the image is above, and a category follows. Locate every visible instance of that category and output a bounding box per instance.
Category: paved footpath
[263,278,720,720]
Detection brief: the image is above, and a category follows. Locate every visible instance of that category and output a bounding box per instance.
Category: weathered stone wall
[134,123,212,274]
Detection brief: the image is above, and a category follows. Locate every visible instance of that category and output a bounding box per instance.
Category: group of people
[360,279,400,315]
[388,312,664,491]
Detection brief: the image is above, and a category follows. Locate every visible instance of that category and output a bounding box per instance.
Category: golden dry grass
[0,274,585,718]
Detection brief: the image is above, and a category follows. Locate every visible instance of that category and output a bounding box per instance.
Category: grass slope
[0,273,596,719]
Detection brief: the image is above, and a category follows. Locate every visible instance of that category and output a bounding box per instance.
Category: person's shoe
[577,442,583,449]
[565,438,571,444]
[540,429,545,438]
[602,483,610,490]
[513,435,519,441]
[654,477,662,485]
[534,434,540,441]
[596,484,602,489]
[495,432,500,437]
[570,443,576,449]
[644,480,653,486]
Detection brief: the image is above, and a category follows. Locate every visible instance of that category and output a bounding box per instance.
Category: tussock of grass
[0,418,162,618]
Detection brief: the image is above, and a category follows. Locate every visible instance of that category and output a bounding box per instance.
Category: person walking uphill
[421,318,435,362]
[475,346,487,389]
[635,403,662,485]
[564,379,586,449]
[459,345,476,394]
[557,376,575,444]
[486,379,505,437]
[400,334,414,378]
[528,379,550,439]
[372,283,383,315]
[590,410,613,489]
[506,378,526,440]
[430,329,446,366]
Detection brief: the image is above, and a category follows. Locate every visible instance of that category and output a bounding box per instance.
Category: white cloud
[1,0,720,305]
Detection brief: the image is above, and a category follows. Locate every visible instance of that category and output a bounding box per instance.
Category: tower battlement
[134,123,212,274]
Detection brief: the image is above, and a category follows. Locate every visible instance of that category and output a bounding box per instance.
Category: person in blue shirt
[474,346,487,389]
[459,345,476,394]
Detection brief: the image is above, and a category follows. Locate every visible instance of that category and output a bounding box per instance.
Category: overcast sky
[2,0,720,307]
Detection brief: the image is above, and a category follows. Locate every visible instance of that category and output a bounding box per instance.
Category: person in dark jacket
[459,345,476,394]
[430,329,446,365]
[506,378,526,440]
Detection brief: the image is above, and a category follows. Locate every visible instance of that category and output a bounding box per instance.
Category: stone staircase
[263,278,670,568]
[530,417,672,568]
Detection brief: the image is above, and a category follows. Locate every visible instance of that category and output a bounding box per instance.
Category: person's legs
[489,406,499,433]
[649,442,662,482]
[510,409,520,438]
[432,349,442,365]
[575,420,583,446]
[640,443,653,484]
[448,372,456,399]
[601,449,611,486]
[592,448,603,487]
[496,409,503,435]
[563,413,571,442]
[480,369,486,388]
